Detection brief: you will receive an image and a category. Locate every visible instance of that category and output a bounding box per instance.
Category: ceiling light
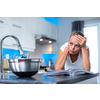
[40,39,43,41]
[49,41,52,43]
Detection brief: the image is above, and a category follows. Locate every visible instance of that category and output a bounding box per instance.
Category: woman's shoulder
[60,42,69,52]
[86,44,89,49]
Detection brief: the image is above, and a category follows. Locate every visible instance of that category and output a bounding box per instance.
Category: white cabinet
[0,17,35,51]
[7,17,26,30]
[2,26,25,50]
[25,17,36,51]
[35,18,57,40]
[34,18,57,40]
[33,17,58,53]
[0,17,5,24]
[0,24,6,37]
[48,24,57,40]
[2,26,35,51]
[0,17,58,53]
[33,17,49,36]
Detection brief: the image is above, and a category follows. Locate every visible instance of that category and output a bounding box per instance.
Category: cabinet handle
[13,24,22,28]
[0,20,4,23]
[12,44,18,46]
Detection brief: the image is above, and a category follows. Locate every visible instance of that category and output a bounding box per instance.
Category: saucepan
[8,58,41,77]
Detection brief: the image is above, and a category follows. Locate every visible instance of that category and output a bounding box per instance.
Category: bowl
[8,58,41,77]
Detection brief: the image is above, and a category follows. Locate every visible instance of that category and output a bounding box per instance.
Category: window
[84,25,98,73]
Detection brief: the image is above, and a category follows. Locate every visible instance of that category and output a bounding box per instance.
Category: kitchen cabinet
[7,17,26,30]
[0,24,6,37]
[48,24,58,40]
[2,26,35,51]
[0,17,8,25]
[2,26,25,50]
[33,17,58,53]
[0,17,35,51]
[33,17,57,40]
[0,17,5,24]
[33,17,49,36]
[0,17,58,52]
[25,18,36,51]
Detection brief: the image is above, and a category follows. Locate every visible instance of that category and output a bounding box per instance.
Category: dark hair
[70,31,84,38]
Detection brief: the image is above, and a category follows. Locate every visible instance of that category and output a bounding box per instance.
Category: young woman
[55,31,90,71]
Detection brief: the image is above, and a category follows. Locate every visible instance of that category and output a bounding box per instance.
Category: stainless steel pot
[8,58,41,77]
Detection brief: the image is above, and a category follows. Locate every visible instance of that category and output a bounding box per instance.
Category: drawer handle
[13,24,22,28]
[0,20,4,23]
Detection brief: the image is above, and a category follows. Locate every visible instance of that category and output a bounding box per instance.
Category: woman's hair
[70,31,84,38]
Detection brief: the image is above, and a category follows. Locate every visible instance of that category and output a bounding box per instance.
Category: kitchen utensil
[8,58,41,77]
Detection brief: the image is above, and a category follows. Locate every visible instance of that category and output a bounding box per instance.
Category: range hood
[35,34,56,44]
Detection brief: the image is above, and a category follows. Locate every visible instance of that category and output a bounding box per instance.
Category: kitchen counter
[0,71,98,84]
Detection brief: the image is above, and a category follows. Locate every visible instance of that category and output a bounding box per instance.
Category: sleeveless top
[60,42,89,70]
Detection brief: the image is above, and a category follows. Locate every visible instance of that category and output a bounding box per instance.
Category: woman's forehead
[69,35,79,45]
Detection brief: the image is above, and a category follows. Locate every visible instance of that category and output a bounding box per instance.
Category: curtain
[72,21,84,33]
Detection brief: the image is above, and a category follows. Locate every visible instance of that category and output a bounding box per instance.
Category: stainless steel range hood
[35,34,56,44]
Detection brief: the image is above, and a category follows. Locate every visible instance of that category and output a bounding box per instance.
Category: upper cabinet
[0,17,5,24]
[33,17,57,40]
[48,24,58,40]
[0,17,58,53]
[33,18,49,36]
[7,17,26,30]
[0,17,34,51]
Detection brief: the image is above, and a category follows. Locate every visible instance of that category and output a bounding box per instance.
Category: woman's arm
[55,47,69,71]
[81,47,90,71]
[76,35,90,71]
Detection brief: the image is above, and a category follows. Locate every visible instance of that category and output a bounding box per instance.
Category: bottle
[49,60,52,68]
[49,60,54,69]
[51,61,53,69]
[3,58,9,70]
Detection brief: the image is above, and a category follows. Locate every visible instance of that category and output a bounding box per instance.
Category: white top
[60,42,89,70]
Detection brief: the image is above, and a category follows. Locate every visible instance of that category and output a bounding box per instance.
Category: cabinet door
[0,17,5,24]
[34,18,49,36]
[23,17,36,51]
[49,24,57,40]
[3,27,24,49]
[0,25,6,38]
[8,17,26,30]
[22,32,35,51]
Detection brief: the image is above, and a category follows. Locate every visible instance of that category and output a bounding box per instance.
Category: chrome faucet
[0,34,25,73]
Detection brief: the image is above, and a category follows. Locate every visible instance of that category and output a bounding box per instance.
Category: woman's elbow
[55,64,64,71]
[84,65,91,71]
[55,64,59,71]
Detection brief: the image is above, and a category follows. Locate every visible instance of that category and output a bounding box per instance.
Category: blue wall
[3,48,30,59]
[42,53,58,67]
[40,17,58,25]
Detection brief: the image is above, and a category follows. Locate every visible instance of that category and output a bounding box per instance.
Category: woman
[55,31,90,71]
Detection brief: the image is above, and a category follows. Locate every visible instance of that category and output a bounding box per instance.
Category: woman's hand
[64,47,70,55]
[75,35,87,48]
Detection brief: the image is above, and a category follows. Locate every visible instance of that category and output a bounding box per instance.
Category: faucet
[0,34,25,73]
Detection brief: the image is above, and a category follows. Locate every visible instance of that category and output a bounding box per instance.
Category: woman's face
[68,35,81,55]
